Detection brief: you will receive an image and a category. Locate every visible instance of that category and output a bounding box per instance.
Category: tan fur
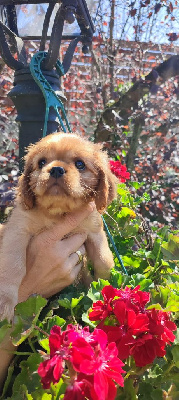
[0,133,117,321]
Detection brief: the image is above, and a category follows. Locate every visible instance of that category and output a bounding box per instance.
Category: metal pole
[8,67,66,170]
[0,0,94,169]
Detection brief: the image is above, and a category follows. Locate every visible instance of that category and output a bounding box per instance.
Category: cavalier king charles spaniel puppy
[0,133,117,321]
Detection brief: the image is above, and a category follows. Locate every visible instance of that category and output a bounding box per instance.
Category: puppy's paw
[0,295,15,322]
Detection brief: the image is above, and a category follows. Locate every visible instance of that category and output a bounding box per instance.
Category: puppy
[0,133,117,321]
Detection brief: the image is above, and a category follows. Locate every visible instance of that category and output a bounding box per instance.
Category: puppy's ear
[17,163,35,210]
[94,150,117,213]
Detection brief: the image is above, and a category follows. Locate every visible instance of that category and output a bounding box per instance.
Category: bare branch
[95,55,179,139]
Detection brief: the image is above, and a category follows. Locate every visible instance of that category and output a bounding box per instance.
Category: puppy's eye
[38,159,47,169]
[75,160,85,170]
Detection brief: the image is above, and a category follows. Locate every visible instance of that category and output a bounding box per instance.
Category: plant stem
[164,362,175,375]
[34,325,50,337]
[13,351,32,356]
[28,337,36,353]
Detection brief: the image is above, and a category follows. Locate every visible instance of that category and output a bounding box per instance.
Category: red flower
[64,375,101,400]
[130,334,166,367]
[147,309,177,344]
[109,160,130,182]
[89,285,176,368]
[129,309,176,366]
[38,325,93,389]
[118,285,150,309]
[113,300,148,334]
[98,299,149,360]
[77,329,124,400]
[89,285,151,324]
[38,355,64,389]
[64,378,92,400]
[49,325,64,356]
[70,336,95,372]
[38,326,69,388]
[98,324,133,360]
[38,325,125,398]
[89,285,118,321]
[38,285,177,396]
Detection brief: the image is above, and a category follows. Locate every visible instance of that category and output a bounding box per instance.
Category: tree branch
[126,117,143,170]
[95,54,179,140]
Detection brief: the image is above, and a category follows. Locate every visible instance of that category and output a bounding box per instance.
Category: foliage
[0,182,178,399]
[1,2,178,225]
[0,2,178,398]
[89,1,179,227]
[0,64,19,221]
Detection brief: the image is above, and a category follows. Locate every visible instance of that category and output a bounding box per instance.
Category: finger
[44,257,83,297]
[68,261,83,283]
[60,234,87,256]
[42,263,83,298]
[37,202,95,245]
[68,244,86,266]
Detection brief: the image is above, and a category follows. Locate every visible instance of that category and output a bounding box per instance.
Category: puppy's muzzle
[50,166,66,178]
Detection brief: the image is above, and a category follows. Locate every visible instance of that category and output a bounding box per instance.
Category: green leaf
[129,274,153,291]
[128,181,144,189]
[138,382,153,399]
[51,377,67,398]
[0,319,11,344]
[38,394,52,400]
[147,303,163,310]
[39,338,50,352]
[161,235,179,260]
[149,239,161,261]
[151,388,163,400]
[121,379,137,399]
[120,207,136,219]
[143,192,151,202]
[71,295,84,309]
[159,286,170,305]
[110,269,125,288]
[9,385,33,399]
[117,186,129,198]
[166,294,179,312]
[172,345,179,367]
[87,279,110,302]
[45,315,66,334]
[14,295,47,320]
[11,295,47,345]
[82,312,96,328]
[148,364,163,381]
[170,274,179,283]
[30,390,52,400]
[122,256,141,269]
[57,298,71,309]
[12,353,42,395]
[0,362,15,400]
[174,328,179,344]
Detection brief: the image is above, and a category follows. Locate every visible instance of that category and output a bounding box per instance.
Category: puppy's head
[18,133,117,215]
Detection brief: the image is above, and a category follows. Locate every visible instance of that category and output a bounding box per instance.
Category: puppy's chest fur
[4,203,103,239]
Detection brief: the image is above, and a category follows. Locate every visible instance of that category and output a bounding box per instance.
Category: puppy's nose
[50,166,66,178]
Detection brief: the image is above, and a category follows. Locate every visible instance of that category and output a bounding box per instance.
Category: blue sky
[15,0,179,46]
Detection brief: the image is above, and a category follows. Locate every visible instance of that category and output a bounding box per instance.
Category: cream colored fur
[0,133,117,321]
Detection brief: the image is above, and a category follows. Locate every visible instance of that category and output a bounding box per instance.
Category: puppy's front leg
[85,229,114,281]
[0,234,28,322]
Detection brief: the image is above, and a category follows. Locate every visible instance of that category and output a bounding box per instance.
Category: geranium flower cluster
[89,285,177,367]
[38,324,124,400]
[109,160,130,182]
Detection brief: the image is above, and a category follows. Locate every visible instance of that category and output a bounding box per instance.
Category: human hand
[18,202,95,302]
